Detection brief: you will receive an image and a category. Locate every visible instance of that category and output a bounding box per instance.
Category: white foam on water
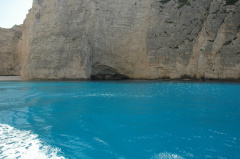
[0,124,65,159]
[85,93,116,97]
[151,152,184,159]
[94,137,109,146]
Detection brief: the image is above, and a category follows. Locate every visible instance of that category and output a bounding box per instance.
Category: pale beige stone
[1,0,240,80]
[0,25,22,75]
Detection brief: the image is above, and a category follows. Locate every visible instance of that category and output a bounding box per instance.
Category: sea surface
[0,81,240,159]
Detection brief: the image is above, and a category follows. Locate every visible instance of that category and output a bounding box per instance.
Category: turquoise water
[0,81,240,159]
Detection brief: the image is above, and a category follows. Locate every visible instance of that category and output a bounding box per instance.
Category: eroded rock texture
[0,25,22,75]
[19,0,93,79]
[147,0,240,79]
[3,0,240,80]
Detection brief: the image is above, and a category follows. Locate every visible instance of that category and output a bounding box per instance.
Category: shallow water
[0,81,240,159]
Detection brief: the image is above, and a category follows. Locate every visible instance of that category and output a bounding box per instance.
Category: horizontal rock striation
[1,0,240,80]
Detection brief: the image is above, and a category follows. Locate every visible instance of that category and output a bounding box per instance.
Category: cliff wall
[2,0,240,80]
[0,25,22,75]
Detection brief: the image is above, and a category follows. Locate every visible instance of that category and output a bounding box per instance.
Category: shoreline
[0,76,239,83]
[0,76,24,81]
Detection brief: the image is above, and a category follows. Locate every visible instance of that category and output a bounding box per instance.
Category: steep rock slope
[17,0,240,79]
[19,0,93,79]
[0,25,22,75]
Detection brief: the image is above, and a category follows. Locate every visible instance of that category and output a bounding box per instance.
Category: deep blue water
[0,81,240,159]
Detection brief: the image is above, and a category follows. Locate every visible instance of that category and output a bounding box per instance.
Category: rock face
[0,25,22,75]
[2,0,240,80]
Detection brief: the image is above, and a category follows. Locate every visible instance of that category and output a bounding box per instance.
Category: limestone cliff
[0,25,22,75]
[2,0,240,80]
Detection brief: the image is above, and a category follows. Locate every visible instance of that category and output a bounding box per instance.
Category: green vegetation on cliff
[160,0,238,8]
[177,0,190,9]
[160,0,171,4]
[226,0,238,5]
